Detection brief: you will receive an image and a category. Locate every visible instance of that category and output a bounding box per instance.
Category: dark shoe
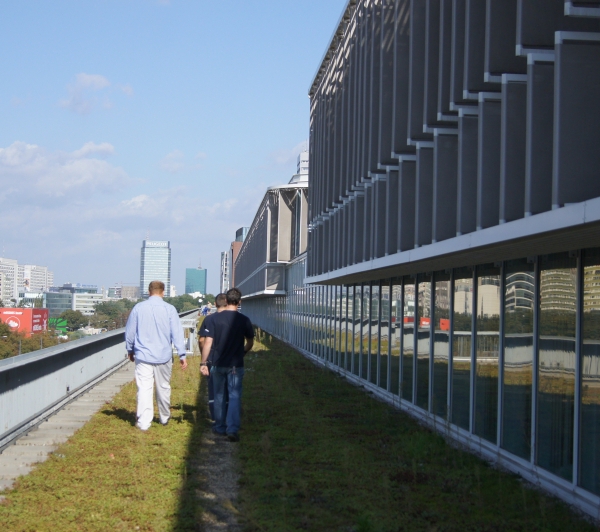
[227,433,240,442]
[212,429,227,437]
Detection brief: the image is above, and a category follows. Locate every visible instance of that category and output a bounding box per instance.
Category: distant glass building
[185,267,207,295]
[140,240,171,298]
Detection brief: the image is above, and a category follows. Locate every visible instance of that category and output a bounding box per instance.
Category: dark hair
[215,293,227,308]
[226,287,242,306]
[148,280,165,294]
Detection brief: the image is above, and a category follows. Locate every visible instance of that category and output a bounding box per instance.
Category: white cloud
[159,149,206,173]
[120,84,134,96]
[0,141,128,199]
[159,150,186,173]
[269,140,308,166]
[59,73,133,115]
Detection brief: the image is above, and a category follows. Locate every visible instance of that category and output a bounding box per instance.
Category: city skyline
[0,1,346,295]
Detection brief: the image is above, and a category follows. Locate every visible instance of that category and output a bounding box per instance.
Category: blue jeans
[212,366,244,435]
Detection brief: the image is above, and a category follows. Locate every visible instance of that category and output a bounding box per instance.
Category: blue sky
[0,0,346,295]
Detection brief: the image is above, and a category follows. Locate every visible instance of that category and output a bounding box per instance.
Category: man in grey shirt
[125,280,187,431]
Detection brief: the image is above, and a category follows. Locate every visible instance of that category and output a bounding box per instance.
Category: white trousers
[135,359,173,430]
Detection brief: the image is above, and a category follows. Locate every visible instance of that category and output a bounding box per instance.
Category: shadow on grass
[173,368,212,531]
[100,407,137,426]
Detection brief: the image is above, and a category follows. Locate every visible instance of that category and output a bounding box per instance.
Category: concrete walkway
[0,361,135,492]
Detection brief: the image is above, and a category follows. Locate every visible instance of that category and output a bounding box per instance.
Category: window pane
[402,278,415,402]
[581,248,600,495]
[379,283,390,390]
[343,286,350,370]
[416,274,432,410]
[474,265,501,444]
[452,270,473,430]
[537,252,576,481]
[390,282,402,395]
[433,272,450,419]
[361,284,370,379]
[502,259,534,460]
[353,285,361,376]
[369,283,380,385]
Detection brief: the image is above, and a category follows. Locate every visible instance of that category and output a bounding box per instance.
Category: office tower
[185,265,207,295]
[139,240,171,298]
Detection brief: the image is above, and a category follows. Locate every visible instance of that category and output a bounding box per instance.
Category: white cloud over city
[58,73,133,115]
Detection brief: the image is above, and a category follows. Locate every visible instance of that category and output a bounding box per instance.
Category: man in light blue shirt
[125,280,187,431]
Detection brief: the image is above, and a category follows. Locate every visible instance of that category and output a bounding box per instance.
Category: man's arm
[169,307,188,369]
[200,337,213,376]
[244,337,254,354]
[125,307,137,361]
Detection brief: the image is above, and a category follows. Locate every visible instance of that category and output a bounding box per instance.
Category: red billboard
[0,308,49,335]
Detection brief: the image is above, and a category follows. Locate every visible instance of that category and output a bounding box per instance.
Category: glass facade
[140,240,171,298]
[243,248,600,506]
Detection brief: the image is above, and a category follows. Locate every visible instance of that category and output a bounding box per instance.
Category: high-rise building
[0,258,19,301]
[185,266,207,295]
[19,264,53,293]
[140,240,171,298]
[220,251,230,293]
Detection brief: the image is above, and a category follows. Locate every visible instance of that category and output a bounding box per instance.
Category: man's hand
[128,352,134,362]
[180,357,188,370]
[200,364,210,377]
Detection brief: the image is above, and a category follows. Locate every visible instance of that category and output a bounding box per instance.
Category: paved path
[0,362,135,492]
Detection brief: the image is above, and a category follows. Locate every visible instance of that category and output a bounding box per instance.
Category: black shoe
[212,429,227,437]
[226,433,239,442]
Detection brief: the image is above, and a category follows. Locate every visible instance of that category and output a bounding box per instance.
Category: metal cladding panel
[485,0,526,79]
[457,112,478,235]
[500,78,527,223]
[378,0,396,165]
[386,170,400,254]
[553,35,600,208]
[364,185,373,260]
[450,0,470,107]
[415,144,434,247]
[525,56,554,216]
[517,0,600,51]
[408,0,431,142]
[392,0,413,154]
[477,96,502,230]
[369,0,383,174]
[374,178,388,258]
[399,161,416,252]
[438,0,458,118]
[464,0,498,96]
[433,132,459,243]
[423,0,446,128]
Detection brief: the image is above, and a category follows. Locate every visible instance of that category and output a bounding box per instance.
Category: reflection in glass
[433,272,450,419]
[390,282,402,395]
[537,252,576,481]
[474,265,501,444]
[353,285,361,376]
[452,270,473,430]
[502,259,534,460]
[361,284,370,380]
[402,278,415,402]
[343,286,349,370]
[379,283,390,390]
[370,283,380,385]
[416,274,432,410]
[581,248,600,495]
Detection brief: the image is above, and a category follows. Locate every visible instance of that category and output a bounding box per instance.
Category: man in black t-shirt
[200,288,254,442]
[198,293,228,421]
